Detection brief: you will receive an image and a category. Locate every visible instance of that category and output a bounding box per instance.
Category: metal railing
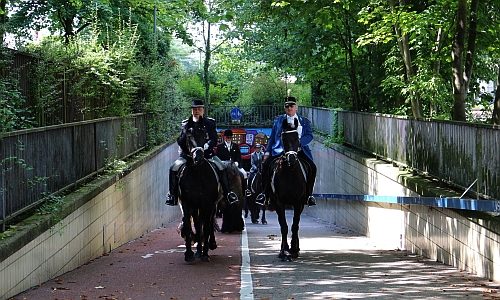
[208,105,282,127]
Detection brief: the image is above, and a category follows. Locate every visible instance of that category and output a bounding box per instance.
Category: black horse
[246,165,267,224]
[178,127,221,262]
[269,118,308,261]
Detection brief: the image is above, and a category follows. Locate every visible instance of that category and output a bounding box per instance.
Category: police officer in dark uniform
[165,99,238,206]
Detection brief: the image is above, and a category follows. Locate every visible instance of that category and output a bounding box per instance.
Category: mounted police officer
[256,96,317,207]
[165,99,238,206]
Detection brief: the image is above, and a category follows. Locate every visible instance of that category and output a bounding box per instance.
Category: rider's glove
[234,161,239,167]
[203,143,209,150]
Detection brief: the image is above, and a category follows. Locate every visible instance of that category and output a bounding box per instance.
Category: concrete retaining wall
[3,139,500,299]
[0,144,182,300]
[305,140,500,282]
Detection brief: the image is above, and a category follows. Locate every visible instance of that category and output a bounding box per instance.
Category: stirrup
[255,193,266,205]
[245,189,252,197]
[165,193,178,206]
[307,195,316,207]
[227,191,238,204]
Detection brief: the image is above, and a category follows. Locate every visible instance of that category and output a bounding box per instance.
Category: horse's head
[281,118,300,168]
[186,127,205,166]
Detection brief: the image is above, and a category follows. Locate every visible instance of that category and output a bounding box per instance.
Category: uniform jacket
[250,151,264,173]
[266,114,314,161]
[215,141,242,165]
[177,116,217,159]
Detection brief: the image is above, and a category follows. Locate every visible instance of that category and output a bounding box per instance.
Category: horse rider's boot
[221,169,238,204]
[245,177,252,197]
[165,170,179,206]
[306,181,316,207]
[307,195,317,207]
[242,179,249,198]
[256,168,269,205]
[255,183,267,206]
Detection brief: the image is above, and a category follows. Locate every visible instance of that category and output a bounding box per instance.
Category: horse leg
[200,212,212,262]
[289,206,303,258]
[209,211,217,250]
[276,207,291,261]
[249,196,259,224]
[182,214,195,262]
[261,206,267,225]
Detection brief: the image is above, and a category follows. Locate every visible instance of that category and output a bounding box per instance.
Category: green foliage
[104,158,131,176]
[238,72,286,106]
[0,50,34,132]
[324,110,345,147]
[133,58,186,146]
[37,193,67,236]
[177,72,205,100]
[24,12,139,120]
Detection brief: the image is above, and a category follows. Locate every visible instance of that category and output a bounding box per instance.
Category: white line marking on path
[240,217,254,300]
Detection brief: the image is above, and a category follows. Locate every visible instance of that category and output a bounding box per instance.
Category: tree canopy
[1,0,499,127]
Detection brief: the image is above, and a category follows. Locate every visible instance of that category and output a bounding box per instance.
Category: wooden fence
[0,114,147,229]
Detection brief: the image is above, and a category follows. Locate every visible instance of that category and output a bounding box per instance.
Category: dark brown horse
[246,165,267,224]
[178,126,221,262]
[270,118,308,261]
[219,162,245,233]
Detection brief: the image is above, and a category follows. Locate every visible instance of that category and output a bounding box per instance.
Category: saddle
[177,159,221,198]
[267,155,313,193]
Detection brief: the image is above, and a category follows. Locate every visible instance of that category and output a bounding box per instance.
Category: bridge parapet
[300,107,500,201]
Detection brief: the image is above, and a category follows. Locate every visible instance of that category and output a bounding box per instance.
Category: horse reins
[280,129,307,181]
[281,129,299,164]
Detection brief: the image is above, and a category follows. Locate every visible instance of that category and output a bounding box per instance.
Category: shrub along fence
[0,114,147,230]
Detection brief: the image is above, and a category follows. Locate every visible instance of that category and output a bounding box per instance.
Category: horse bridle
[185,129,205,165]
[281,129,299,167]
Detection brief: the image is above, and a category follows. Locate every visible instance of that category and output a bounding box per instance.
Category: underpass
[3,119,500,299]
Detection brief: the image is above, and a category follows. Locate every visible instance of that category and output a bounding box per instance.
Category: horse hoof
[290,252,299,259]
[262,220,267,225]
[252,220,258,224]
[185,254,196,262]
[209,242,217,250]
[278,254,292,262]
[195,251,202,258]
[201,255,211,262]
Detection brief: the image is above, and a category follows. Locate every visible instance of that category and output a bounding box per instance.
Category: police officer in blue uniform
[165,99,238,206]
[256,96,317,207]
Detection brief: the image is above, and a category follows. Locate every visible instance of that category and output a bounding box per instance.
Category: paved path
[11,210,499,300]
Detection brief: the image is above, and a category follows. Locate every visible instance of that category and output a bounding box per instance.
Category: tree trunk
[451,0,467,121]
[343,8,361,111]
[390,0,424,118]
[464,0,479,94]
[492,64,500,125]
[430,0,449,116]
[203,22,211,106]
[310,81,324,107]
